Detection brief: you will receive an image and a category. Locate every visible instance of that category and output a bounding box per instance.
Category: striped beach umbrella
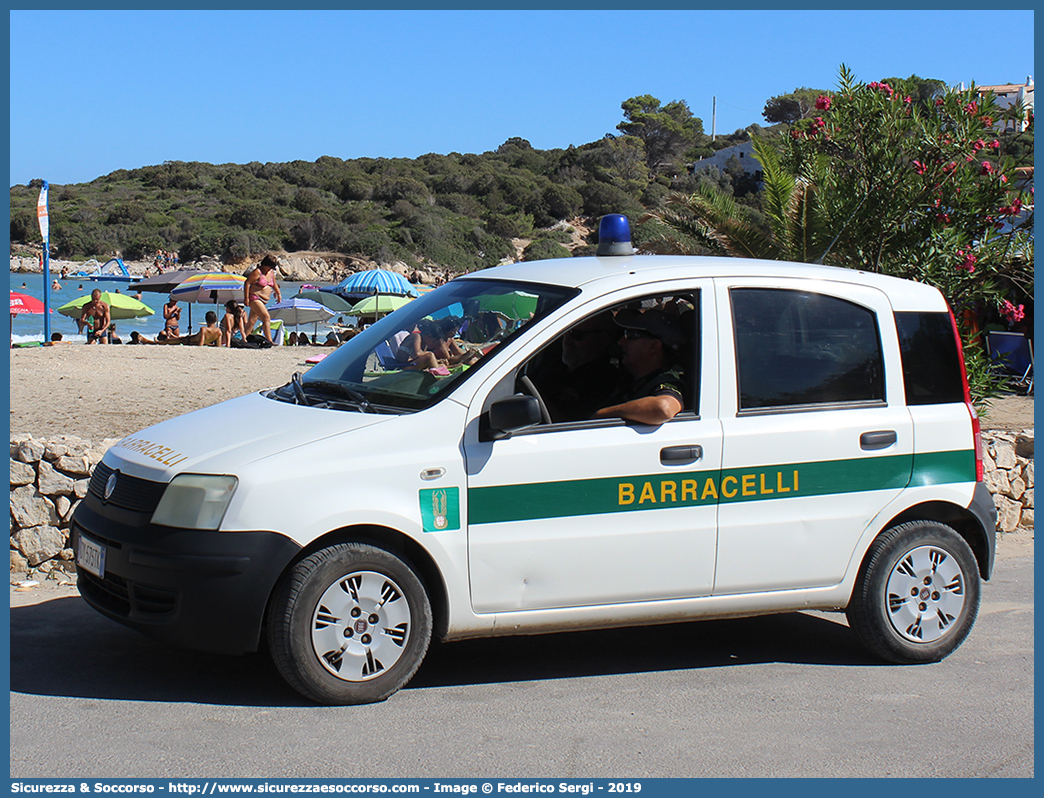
[267,297,336,327]
[335,269,418,297]
[171,272,247,304]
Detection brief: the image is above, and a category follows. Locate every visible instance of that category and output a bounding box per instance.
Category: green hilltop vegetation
[8,94,761,272]
[9,84,1032,274]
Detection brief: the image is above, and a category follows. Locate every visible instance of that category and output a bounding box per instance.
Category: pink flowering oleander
[964,101,979,114]
[815,95,832,111]
[980,116,994,128]
[1001,300,1026,324]
[973,140,985,152]
[912,160,927,175]
[980,162,995,175]
[990,140,1001,149]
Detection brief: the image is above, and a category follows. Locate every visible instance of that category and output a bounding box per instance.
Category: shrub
[522,239,571,261]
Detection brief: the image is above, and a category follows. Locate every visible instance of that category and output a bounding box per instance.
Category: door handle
[860,430,897,451]
[660,445,703,464]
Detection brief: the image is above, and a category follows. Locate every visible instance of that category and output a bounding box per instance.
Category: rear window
[732,288,885,411]
[895,311,965,405]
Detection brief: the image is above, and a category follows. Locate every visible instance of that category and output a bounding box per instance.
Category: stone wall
[982,430,1034,532]
[9,429,1035,577]
[9,434,120,576]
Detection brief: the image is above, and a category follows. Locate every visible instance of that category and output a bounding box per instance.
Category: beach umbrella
[268,297,336,333]
[10,291,50,346]
[56,292,155,321]
[128,268,200,294]
[10,291,47,315]
[335,269,419,297]
[477,290,539,320]
[347,294,413,318]
[170,272,247,304]
[293,290,356,313]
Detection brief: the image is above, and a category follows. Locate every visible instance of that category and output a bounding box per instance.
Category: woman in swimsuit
[162,296,181,338]
[221,300,248,347]
[244,253,282,344]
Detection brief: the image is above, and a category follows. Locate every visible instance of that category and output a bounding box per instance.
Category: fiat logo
[354,619,368,634]
[104,472,118,500]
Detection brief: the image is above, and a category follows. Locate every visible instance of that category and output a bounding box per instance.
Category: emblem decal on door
[420,487,460,533]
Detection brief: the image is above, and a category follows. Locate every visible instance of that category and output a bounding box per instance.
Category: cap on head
[614,308,685,351]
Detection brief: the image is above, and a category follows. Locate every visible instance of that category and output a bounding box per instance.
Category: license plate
[76,534,106,579]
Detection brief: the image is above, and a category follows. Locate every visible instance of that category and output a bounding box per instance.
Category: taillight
[948,304,984,481]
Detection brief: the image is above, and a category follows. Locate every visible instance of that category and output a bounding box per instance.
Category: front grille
[79,567,177,618]
[89,462,167,513]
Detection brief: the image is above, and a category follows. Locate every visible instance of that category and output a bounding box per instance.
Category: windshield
[274,278,576,412]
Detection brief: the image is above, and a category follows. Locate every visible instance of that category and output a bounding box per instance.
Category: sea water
[9,271,312,344]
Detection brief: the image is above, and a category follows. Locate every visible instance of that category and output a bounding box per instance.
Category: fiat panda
[71,215,997,705]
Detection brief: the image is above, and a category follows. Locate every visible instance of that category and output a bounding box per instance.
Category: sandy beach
[9,343,1034,444]
[9,344,324,442]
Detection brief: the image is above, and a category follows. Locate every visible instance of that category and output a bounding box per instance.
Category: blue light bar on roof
[596,214,635,256]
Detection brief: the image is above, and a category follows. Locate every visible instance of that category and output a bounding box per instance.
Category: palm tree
[639,138,832,262]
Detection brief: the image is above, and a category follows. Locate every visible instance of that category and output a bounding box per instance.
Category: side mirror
[486,395,542,439]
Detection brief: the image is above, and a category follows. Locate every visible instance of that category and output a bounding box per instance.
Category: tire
[267,543,432,705]
[846,520,980,664]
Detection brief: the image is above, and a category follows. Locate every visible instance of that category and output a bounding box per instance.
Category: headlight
[152,474,238,530]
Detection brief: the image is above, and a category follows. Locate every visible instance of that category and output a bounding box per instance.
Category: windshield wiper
[302,379,374,413]
[290,372,310,406]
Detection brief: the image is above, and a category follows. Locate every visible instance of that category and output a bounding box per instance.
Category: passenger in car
[593,309,687,425]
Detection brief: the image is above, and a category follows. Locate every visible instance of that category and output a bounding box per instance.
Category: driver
[593,309,687,425]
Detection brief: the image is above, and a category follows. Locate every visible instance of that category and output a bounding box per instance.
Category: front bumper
[71,489,301,654]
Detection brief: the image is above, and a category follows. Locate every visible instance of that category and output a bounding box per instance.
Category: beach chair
[250,319,285,346]
[986,331,1033,394]
[373,332,413,369]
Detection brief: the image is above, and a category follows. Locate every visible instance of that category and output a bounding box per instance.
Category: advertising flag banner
[37,181,49,241]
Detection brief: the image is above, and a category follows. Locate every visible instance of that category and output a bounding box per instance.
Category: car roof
[458,254,947,312]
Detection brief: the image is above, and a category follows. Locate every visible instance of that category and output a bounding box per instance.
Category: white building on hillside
[971,77,1033,132]
[690,141,763,181]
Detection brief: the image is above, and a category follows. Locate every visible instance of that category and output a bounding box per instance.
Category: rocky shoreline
[10,251,447,285]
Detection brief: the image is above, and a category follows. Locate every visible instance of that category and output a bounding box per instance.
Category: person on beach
[220,300,248,347]
[140,311,222,346]
[162,295,181,338]
[108,323,123,344]
[244,253,282,344]
[80,289,111,344]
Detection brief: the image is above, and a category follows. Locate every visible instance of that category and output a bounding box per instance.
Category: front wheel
[846,520,981,664]
[268,543,432,705]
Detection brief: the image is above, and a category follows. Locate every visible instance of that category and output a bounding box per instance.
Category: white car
[72,215,997,705]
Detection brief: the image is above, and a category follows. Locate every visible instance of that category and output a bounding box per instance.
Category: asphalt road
[10,534,1033,779]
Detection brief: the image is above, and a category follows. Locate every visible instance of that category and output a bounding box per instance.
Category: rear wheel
[846,520,980,664]
[268,543,432,705]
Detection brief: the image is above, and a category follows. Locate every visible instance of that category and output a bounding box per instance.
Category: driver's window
[524,292,700,425]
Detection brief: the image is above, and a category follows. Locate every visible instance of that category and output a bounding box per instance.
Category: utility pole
[711,96,716,141]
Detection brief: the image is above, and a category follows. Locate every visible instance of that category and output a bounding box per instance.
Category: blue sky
[9,7,1035,187]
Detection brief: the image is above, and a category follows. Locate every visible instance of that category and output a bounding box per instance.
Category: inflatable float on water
[76,257,136,282]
